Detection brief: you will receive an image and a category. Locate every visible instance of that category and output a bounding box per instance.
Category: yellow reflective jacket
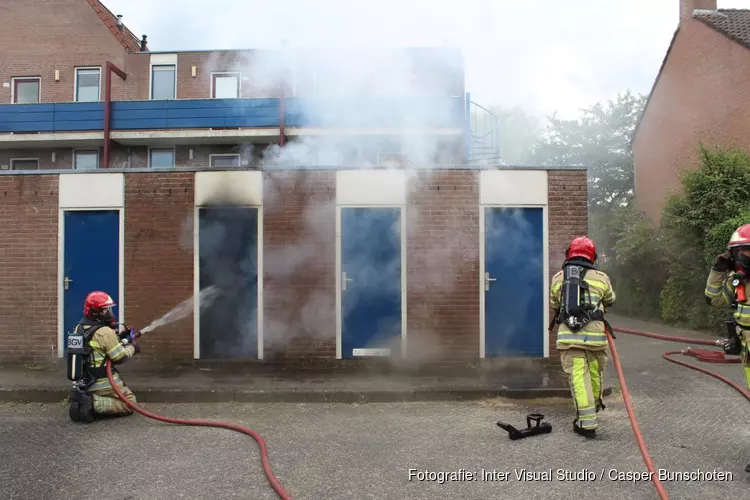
[550,266,616,351]
[74,323,136,391]
[704,269,750,328]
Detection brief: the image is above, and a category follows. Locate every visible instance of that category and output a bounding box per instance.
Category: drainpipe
[104,61,127,169]
[279,89,285,147]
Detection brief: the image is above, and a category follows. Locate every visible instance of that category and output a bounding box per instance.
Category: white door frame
[57,207,125,357]
[336,204,407,359]
[192,205,264,360]
[479,204,549,359]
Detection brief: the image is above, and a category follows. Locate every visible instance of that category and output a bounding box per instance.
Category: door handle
[485,272,496,291]
[64,277,73,290]
[342,272,353,291]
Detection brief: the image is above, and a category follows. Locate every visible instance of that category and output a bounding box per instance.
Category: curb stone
[0,386,612,404]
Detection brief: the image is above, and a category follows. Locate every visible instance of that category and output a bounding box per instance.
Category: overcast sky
[104,0,748,119]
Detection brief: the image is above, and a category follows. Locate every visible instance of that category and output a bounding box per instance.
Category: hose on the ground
[105,358,292,500]
[608,325,750,500]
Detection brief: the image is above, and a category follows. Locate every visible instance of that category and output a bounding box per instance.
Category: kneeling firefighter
[550,236,616,438]
[67,291,141,422]
[704,223,750,472]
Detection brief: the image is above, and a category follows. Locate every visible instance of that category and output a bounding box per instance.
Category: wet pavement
[0,314,748,499]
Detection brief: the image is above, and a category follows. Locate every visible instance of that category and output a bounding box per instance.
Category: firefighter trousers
[741,332,750,390]
[88,372,137,415]
[560,347,607,430]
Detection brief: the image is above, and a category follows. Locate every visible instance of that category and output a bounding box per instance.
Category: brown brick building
[0,0,588,365]
[632,0,750,223]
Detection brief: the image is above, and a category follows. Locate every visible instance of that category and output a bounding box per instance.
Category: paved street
[1,316,748,499]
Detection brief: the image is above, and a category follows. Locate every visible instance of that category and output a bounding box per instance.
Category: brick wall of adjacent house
[547,169,588,359]
[633,18,750,223]
[0,175,59,363]
[0,168,587,363]
[0,0,129,104]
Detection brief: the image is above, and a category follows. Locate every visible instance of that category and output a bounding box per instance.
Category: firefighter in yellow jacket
[705,223,750,473]
[68,291,139,422]
[550,236,616,438]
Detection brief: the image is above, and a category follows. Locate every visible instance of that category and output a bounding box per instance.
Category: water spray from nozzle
[139,286,221,335]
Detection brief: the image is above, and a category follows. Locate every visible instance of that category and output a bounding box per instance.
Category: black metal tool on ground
[496,413,552,440]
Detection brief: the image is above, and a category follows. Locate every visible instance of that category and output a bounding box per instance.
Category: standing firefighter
[704,223,750,472]
[67,291,140,422]
[550,236,616,438]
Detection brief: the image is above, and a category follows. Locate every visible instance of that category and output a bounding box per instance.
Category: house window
[211,72,240,99]
[151,65,176,100]
[74,150,99,170]
[210,154,241,167]
[149,148,175,168]
[10,158,39,170]
[75,68,101,102]
[12,77,40,104]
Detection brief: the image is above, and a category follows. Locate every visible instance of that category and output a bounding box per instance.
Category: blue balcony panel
[0,97,465,135]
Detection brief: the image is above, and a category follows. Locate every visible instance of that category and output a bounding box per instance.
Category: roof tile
[694,8,750,49]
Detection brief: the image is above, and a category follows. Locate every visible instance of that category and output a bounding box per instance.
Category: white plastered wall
[335,169,407,359]
[193,170,264,359]
[57,173,125,357]
[479,169,550,358]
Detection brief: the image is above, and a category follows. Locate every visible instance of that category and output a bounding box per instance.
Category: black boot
[745,461,750,473]
[69,391,94,423]
[573,419,596,438]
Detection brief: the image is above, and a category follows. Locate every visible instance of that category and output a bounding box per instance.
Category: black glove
[720,334,742,355]
[713,251,735,272]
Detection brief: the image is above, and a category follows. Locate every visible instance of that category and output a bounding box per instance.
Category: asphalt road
[0,395,746,500]
[1,320,748,500]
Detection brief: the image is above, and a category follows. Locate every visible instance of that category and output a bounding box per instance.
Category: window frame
[11,77,41,104]
[73,149,100,170]
[9,158,40,170]
[210,71,242,99]
[150,64,177,100]
[74,67,102,102]
[209,153,241,168]
[148,147,176,168]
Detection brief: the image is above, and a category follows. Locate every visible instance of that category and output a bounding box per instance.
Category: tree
[488,105,544,165]
[528,91,647,212]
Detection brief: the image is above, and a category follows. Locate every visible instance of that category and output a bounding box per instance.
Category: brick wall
[406,170,480,360]
[124,172,195,360]
[547,169,588,359]
[262,170,336,360]
[0,0,129,104]
[0,175,58,362]
[633,19,750,223]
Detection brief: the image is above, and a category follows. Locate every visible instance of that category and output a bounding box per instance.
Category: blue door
[341,207,402,358]
[63,210,120,350]
[198,207,258,359]
[484,207,545,357]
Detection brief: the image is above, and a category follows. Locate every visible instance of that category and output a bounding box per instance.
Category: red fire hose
[105,358,292,500]
[609,325,749,500]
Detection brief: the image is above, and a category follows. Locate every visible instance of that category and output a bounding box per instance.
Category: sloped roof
[694,8,750,49]
[85,0,143,52]
[631,9,750,145]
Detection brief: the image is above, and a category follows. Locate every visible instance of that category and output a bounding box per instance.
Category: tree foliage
[528,91,647,212]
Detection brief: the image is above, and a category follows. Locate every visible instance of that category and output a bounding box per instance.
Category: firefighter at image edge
[704,223,750,473]
[550,236,616,438]
[68,291,140,422]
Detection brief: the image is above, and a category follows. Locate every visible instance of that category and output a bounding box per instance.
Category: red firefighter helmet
[83,291,116,325]
[728,224,750,271]
[566,236,597,263]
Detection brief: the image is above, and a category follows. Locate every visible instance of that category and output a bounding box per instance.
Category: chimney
[680,0,718,23]
[116,14,123,27]
[140,35,148,51]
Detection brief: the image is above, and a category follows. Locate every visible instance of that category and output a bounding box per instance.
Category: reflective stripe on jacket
[705,269,750,328]
[550,267,616,350]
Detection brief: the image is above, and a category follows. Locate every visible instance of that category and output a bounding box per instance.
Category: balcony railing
[0,97,466,133]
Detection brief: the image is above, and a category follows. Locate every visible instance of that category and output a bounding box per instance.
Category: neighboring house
[632,0,750,224]
[0,0,587,366]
